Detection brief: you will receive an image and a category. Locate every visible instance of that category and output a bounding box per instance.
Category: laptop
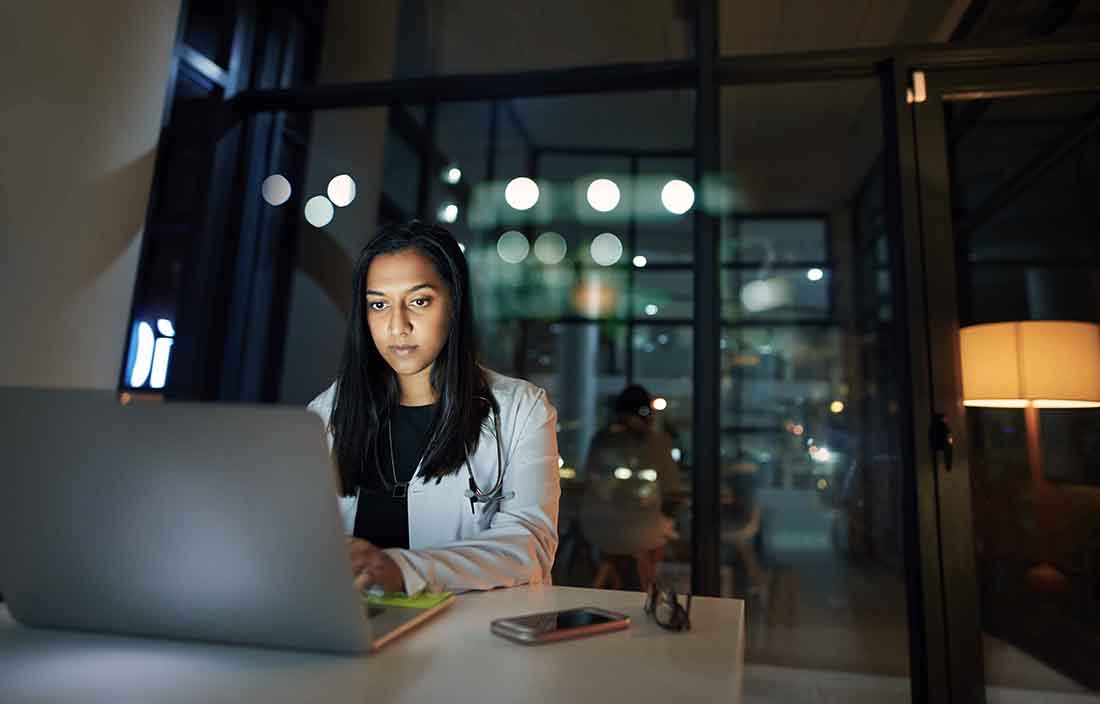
[0,387,453,654]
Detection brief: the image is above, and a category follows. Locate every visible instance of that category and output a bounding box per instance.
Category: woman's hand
[346,537,406,593]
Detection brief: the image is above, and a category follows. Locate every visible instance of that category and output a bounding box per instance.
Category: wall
[0,0,181,390]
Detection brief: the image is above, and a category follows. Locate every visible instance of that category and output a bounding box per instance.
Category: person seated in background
[585,385,682,499]
[580,385,682,590]
[308,221,560,596]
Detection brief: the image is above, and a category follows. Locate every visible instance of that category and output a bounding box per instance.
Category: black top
[353,403,437,549]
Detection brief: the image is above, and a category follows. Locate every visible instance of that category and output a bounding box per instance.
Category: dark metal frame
[897,50,1100,702]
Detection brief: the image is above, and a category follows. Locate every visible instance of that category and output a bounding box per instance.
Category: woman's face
[364,248,453,383]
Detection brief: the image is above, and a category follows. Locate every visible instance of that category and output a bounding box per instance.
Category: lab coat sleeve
[384,389,561,594]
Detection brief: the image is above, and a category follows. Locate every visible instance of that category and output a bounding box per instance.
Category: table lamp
[959,321,1100,484]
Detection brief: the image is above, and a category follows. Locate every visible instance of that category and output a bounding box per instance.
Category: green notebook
[364,591,454,610]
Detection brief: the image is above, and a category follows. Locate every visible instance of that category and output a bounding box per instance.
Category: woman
[308,220,560,595]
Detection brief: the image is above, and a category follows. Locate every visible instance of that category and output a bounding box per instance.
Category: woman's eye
[411,298,432,308]
[368,301,386,311]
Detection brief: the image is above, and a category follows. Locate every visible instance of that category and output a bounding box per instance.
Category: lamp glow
[645,304,659,316]
[613,467,633,480]
[639,469,658,482]
[652,397,668,411]
[443,166,462,184]
[960,322,1100,408]
[807,268,824,282]
[741,277,793,312]
[633,255,648,268]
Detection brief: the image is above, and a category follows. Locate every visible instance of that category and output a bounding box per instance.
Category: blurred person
[308,221,560,595]
[724,458,768,599]
[585,385,682,498]
[580,385,682,590]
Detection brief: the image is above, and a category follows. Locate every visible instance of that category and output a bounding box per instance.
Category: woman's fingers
[353,569,371,591]
[346,538,404,592]
[346,537,380,574]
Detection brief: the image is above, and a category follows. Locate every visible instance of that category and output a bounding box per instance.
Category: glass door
[906,52,1100,701]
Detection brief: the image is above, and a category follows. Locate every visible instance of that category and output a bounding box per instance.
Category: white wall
[0,0,181,390]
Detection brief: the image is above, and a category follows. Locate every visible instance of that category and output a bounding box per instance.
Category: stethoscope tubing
[464,404,508,505]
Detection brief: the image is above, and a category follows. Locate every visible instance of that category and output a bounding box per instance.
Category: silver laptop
[0,387,452,654]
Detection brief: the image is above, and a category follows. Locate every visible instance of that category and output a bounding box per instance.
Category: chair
[579,477,667,591]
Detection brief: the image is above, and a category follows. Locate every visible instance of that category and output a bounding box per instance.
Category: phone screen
[509,608,617,633]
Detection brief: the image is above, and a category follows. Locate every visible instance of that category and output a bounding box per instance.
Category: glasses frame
[644,582,693,631]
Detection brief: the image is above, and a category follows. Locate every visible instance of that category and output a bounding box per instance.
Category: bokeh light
[586,178,621,212]
[534,231,568,265]
[497,230,530,263]
[661,179,695,214]
[505,177,539,210]
[304,195,335,227]
[261,174,291,206]
[590,232,623,266]
[439,202,459,223]
[327,174,356,207]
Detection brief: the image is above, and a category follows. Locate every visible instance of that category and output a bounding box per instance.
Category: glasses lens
[653,591,679,626]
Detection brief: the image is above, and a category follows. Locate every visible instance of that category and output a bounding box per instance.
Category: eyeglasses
[644,583,692,632]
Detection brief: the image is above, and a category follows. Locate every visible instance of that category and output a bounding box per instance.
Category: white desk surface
[0,585,744,704]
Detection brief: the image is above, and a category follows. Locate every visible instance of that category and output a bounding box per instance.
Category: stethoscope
[369,397,512,530]
[464,399,514,529]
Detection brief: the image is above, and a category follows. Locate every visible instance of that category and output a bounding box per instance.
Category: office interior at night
[3,1,1100,702]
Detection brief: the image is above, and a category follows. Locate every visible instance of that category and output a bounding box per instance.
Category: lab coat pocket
[407,477,462,547]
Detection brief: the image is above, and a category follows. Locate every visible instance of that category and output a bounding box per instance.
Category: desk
[0,585,744,703]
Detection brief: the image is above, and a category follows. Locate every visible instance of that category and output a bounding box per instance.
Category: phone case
[490,607,630,644]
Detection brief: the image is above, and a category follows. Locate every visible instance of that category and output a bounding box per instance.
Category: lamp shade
[959,321,1100,408]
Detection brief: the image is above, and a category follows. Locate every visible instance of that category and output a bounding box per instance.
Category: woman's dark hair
[329,220,496,495]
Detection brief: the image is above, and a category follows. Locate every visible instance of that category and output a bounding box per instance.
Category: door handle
[930,413,954,471]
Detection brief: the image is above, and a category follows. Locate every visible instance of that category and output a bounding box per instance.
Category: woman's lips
[390,345,418,357]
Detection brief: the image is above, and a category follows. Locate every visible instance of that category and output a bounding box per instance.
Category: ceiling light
[586,178,621,212]
[505,177,539,210]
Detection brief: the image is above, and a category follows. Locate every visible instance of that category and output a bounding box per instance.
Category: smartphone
[490,607,630,644]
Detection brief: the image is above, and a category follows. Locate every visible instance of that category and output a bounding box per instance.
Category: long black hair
[329,220,496,496]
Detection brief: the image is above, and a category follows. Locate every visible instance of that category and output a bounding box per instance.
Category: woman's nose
[388,307,411,336]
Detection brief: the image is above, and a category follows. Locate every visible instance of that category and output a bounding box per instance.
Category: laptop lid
[0,388,371,654]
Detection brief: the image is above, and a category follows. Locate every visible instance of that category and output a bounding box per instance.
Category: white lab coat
[307,370,560,595]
